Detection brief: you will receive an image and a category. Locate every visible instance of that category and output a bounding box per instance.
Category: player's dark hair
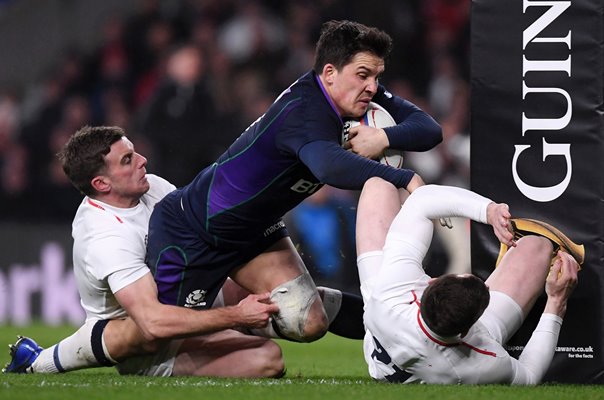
[420,274,490,337]
[313,20,392,73]
[57,126,125,196]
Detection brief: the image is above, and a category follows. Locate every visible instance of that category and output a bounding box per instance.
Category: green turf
[1,324,602,400]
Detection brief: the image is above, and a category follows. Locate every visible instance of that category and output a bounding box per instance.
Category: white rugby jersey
[72,174,175,321]
[364,274,562,384]
[362,185,562,385]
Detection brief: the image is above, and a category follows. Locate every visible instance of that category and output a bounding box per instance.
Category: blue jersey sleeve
[373,85,442,151]
[299,140,415,189]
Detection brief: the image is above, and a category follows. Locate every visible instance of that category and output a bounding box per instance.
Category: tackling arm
[115,273,279,342]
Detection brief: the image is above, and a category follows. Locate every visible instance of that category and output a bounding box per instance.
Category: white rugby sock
[357,251,384,303]
[31,320,116,373]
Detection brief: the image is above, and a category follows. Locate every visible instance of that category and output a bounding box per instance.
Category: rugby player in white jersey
[4,126,364,376]
[356,177,582,384]
[4,126,284,377]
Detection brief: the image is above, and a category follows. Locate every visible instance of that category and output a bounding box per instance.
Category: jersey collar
[411,290,462,345]
[416,309,463,346]
[314,71,343,122]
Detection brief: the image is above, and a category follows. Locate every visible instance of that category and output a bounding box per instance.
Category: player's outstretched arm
[116,273,279,342]
[10,281,280,373]
[510,250,579,384]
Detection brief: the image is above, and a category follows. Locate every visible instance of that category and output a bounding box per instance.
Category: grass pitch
[1,324,602,400]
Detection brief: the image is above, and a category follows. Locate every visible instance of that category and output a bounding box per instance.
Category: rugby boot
[2,336,43,373]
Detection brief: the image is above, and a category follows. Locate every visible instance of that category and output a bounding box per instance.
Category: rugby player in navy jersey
[147,20,442,342]
[5,20,441,376]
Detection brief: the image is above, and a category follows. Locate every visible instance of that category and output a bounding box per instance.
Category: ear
[91,175,111,194]
[321,63,337,84]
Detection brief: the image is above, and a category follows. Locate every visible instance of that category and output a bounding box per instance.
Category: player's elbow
[134,328,164,354]
[420,123,443,151]
[430,125,443,147]
[135,313,172,342]
[145,322,173,342]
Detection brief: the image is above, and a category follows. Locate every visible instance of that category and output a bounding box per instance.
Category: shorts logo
[185,289,207,308]
[263,221,285,237]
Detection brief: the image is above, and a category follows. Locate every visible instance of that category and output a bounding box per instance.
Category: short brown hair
[420,274,490,337]
[313,20,392,73]
[57,126,125,196]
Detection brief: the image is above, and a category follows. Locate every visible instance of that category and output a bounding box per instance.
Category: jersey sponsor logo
[290,179,321,195]
[184,289,207,308]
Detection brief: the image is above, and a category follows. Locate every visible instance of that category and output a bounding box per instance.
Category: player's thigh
[356,177,402,255]
[219,278,250,306]
[230,236,309,293]
[485,236,553,317]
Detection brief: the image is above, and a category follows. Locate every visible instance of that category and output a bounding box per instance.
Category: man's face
[100,137,149,207]
[324,51,385,118]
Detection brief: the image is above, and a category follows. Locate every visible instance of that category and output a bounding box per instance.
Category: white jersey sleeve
[510,313,563,384]
[372,185,492,305]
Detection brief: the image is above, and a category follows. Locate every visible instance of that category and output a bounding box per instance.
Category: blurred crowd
[0,0,471,286]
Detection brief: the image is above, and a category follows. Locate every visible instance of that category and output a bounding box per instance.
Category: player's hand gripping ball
[342,102,404,168]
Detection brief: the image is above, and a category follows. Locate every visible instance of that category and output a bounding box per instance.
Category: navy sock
[328,291,365,339]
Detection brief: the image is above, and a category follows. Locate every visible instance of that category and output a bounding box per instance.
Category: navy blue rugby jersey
[180,71,441,245]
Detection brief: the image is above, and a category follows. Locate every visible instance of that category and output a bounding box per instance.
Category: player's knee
[504,236,555,279]
[364,176,394,192]
[517,236,554,264]
[304,298,329,339]
[270,272,328,342]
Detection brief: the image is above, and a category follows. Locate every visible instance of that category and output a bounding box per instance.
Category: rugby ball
[342,102,404,168]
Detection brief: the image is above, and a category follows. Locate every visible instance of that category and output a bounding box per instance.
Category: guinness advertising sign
[471,0,603,383]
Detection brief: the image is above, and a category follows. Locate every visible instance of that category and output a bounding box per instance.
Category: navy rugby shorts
[147,190,289,309]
